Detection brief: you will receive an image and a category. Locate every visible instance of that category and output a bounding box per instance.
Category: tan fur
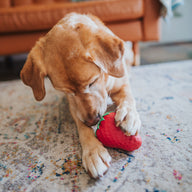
[20,13,141,178]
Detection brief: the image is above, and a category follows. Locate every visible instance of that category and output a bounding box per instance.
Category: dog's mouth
[84,120,99,127]
[84,114,101,127]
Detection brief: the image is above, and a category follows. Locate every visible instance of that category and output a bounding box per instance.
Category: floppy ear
[90,33,125,78]
[20,44,47,101]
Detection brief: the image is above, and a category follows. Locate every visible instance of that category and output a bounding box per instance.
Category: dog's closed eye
[88,77,99,88]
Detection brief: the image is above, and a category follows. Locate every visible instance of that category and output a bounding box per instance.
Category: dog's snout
[84,113,101,127]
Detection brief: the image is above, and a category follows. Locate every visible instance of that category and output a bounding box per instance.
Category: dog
[20,13,141,179]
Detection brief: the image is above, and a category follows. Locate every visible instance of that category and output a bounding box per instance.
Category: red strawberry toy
[96,112,142,151]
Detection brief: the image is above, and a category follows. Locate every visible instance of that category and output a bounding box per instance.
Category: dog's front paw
[115,104,141,136]
[82,143,111,179]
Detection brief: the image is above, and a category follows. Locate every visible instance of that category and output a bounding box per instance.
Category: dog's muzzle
[84,113,101,127]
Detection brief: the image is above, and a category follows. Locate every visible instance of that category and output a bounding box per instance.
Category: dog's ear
[20,42,47,101]
[90,33,125,78]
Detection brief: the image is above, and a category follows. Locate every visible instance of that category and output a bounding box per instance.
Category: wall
[141,0,192,46]
[160,0,192,43]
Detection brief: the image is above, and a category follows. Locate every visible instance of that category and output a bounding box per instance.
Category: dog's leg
[110,78,141,136]
[76,120,111,178]
[68,96,111,178]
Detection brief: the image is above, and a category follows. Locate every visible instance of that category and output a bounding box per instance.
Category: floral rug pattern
[0,60,192,192]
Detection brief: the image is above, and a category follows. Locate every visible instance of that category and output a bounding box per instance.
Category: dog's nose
[84,114,101,127]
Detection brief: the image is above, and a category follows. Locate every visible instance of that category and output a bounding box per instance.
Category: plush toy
[96,112,142,151]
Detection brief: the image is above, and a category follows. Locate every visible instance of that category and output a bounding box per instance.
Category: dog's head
[20,13,128,126]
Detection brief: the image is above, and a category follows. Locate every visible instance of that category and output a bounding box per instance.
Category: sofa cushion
[0,0,70,8]
[0,0,144,33]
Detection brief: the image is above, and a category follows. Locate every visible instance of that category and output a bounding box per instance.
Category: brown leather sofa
[0,0,161,65]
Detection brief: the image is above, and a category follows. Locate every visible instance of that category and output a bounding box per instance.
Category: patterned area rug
[0,60,192,192]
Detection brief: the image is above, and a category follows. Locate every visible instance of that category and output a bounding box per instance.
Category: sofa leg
[132,42,140,66]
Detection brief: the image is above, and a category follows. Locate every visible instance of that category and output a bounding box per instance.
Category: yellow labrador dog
[20,13,141,179]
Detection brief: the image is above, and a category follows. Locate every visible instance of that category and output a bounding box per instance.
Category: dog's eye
[89,78,98,88]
